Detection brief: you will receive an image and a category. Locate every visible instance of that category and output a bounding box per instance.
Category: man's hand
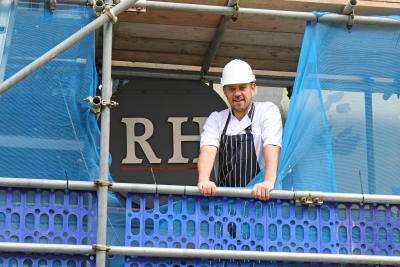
[252,181,274,201]
[198,180,216,197]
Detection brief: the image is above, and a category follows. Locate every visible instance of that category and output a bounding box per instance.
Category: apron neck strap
[221,103,255,137]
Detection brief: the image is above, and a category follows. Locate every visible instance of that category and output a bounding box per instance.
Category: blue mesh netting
[125,193,400,266]
[0,1,99,181]
[249,19,400,195]
[0,1,126,265]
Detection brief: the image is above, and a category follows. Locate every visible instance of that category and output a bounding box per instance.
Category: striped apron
[217,103,260,187]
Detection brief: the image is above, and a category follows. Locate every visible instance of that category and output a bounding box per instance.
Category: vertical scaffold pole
[96,8,113,267]
[364,91,375,194]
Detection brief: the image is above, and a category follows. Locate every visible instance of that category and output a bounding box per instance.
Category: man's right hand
[197,180,216,197]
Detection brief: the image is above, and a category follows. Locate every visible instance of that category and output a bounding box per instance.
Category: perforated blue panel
[125,259,395,267]
[125,258,339,267]
[125,193,400,266]
[335,203,400,256]
[0,188,97,266]
[0,253,95,267]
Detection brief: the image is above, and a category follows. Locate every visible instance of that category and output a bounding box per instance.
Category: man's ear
[222,86,228,98]
[251,83,257,95]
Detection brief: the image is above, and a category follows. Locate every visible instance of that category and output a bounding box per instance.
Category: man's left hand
[252,181,274,201]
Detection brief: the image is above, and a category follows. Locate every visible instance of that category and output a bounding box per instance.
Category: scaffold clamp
[84,96,119,113]
[92,244,110,252]
[49,0,56,12]
[93,0,105,17]
[347,12,355,32]
[230,0,240,22]
[295,192,324,206]
[102,99,119,108]
[84,96,102,113]
[95,179,112,188]
[104,5,118,24]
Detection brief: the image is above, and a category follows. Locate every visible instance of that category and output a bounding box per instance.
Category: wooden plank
[110,50,298,72]
[119,10,221,27]
[365,0,400,2]
[111,60,297,79]
[229,17,305,33]
[116,22,215,42]
[119,10,306,33]
[112,36,209,55]
[223,29,303,47]
[114,22,304,47]
[108,36,300,61]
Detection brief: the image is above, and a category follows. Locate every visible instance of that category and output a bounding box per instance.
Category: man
[197,59,282,201]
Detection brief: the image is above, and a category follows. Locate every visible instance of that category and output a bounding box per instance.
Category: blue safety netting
[249,18,400,195]
[0,1,100,181]
[0,1,125,265]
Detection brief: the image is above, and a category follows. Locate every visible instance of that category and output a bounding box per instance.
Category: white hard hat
[220,59,256,85]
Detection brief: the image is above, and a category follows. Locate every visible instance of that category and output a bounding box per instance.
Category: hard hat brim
[220,77,256,86]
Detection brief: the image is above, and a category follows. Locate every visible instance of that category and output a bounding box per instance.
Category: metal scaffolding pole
[201,0,236,76]
[20,0,89,4]
[134,0,400,26]
[201,15,228,76]
[0,177,96,190]
[110,182,400,204]
[0,0,140,95]
[365,90,376,194]
[0,243,94,254]
[0,177,399,204]
[109,247,400,265]
[95,3,113,266]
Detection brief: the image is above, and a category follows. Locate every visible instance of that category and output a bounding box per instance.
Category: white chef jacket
[200,101,282,169]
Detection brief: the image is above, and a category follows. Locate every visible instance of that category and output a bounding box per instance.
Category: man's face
[223,82,256,114]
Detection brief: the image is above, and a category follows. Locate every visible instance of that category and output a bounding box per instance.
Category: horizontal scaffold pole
[20,0,89,4]
[109,247,400,265]
[0,243,94,254]
[0,177,97,190]
[0,0,140,95]
[111,182,400,204]
[0,177,399,204]
[134,0,400,26]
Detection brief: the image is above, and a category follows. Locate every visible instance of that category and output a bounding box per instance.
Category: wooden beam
[110,50,298,72]
[114,22,303,47]
[111,60,296,79]
[106,37,300,61]
[119,10,306,33]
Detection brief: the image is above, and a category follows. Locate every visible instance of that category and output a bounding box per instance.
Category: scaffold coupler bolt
[95,179,112,188]
[84,96,102,113]
[295,192,324,206]
[84,96,119,114]
[93,0,105,17]
[228,0,240,22]
[49,0,56,12]
[92,244,110,252]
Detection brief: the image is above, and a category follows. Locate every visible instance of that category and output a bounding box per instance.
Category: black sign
[110,78,227,186]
